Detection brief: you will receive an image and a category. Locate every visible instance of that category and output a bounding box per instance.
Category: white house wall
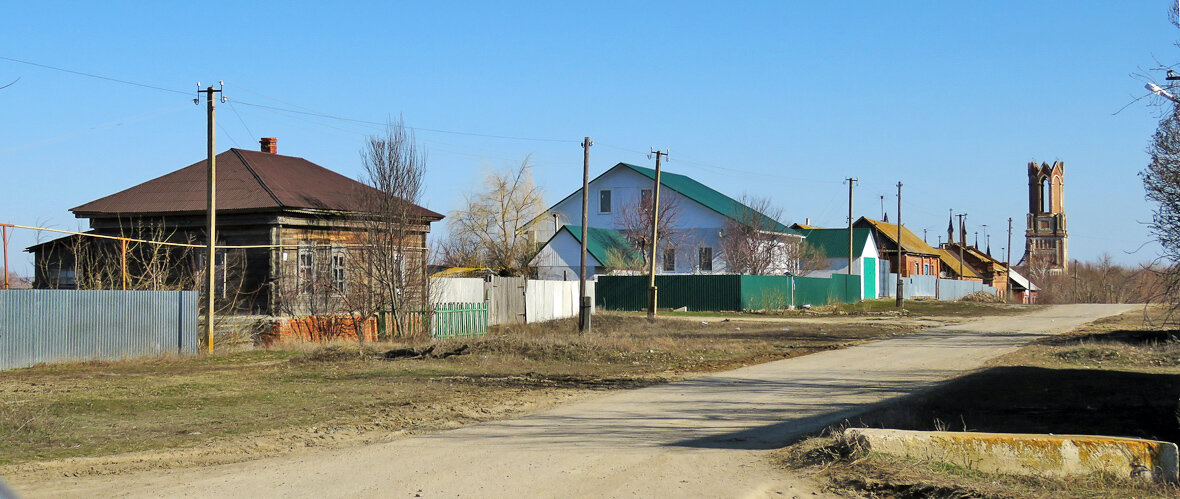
[533,230,604,281]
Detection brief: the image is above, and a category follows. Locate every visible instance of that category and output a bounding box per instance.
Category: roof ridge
[232,148,284,208]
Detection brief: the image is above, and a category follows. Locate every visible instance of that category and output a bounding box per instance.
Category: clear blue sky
[2,1,1176,276]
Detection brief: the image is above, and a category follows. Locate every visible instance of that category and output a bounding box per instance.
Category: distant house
[791,227,879,299]
[853,217,941,279]
[532,225,641,281]
[1008,267,1039,304]
[528,162,799,279]
[936,248,982,281]
[28,138,444,315]
[943,242,1010,298]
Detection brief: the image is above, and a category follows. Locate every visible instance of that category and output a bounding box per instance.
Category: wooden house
[28,138,443,315]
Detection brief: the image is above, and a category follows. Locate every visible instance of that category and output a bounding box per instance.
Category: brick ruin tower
[1023,161,1068,273]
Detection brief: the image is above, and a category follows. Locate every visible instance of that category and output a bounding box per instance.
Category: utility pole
[879,194,884,220]
[896,182,903,307]
[956,213,967,279]
[579,137,592,332]
[1,224,8,290]
[845,178,857,275]
[1007,217,1014,303]
[196,82,224,355]
[647,148,668,318]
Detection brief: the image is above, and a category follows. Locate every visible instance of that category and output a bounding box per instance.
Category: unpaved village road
[19,304,1136,498]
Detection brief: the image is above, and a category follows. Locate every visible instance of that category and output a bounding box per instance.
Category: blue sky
[2,1,1176,276]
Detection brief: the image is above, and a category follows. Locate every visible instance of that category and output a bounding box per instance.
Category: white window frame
[663,247,676,272]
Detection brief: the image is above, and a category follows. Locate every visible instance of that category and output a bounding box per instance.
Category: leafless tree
[720,196,825,275]
[448,157,545,276]
[1143,103,1180,320]
[614,192,683,271]
[1027,255,1162,305]
[350,118,432,339]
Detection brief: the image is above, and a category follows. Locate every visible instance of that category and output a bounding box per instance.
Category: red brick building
[853,217,941,278]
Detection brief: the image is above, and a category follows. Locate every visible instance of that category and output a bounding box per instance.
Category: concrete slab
[846,428,1179,483]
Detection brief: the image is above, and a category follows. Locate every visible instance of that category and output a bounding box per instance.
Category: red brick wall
[261,315,379,345]
[897,254,940,277]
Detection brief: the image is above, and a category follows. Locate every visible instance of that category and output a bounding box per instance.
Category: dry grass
[776,306,1180,498]
[0,311,940,470]
[775,438,1178,498]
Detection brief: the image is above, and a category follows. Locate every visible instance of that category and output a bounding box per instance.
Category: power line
[0,55,189,95]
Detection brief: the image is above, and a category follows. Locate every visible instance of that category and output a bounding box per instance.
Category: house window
[640,188,652,206]
[699,247,713,271]
[663,247,676,272]
[915,262,920,275]
[331,247,346,293]
[297,241,315,292]
[923,263,930,275]
[599,189,612,213]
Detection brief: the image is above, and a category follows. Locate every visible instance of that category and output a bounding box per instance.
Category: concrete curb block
[845,428,1179,483]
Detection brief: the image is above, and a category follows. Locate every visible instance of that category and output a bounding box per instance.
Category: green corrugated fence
[595,274,861,312]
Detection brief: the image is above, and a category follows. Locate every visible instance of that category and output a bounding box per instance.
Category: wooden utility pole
[895,182,903,307]
[845,178,857,276]
[1,224,8,290]
[579,137,593,332]
[196,82,223,354]
[956,213,967,279]
[1006,217,1014,302]
[647,149,668,318]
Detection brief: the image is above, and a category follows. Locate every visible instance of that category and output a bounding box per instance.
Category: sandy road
[15,304,1135,498]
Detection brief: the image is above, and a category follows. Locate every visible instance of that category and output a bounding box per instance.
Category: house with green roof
[793,228,880,299]
[528,162,798,280]
[532,226,642,280]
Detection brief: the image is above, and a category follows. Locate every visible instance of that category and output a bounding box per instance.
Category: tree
[614,191,683,271]
[1144,103,1180,319]
[447,158,545,276]
[352,119,431,339]
[720,196,826,275]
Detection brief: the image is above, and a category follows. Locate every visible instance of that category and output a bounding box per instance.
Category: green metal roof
[619,163,794,233]
[560,225,642,267]
[795,228,872,258]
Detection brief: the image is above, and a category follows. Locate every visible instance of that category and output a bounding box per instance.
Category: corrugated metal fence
[878,274,996,300]
[0,290,198,370]
[596,274,863,312]
[431,277,595,326]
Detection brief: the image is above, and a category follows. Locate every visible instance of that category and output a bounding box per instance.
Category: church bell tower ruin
[1023,161,1068,273]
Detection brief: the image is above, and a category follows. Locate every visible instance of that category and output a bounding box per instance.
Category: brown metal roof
[70,149,443,220]
[855,217,940,256]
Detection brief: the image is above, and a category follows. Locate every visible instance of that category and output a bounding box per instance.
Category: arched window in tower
[1039,178,1048,213]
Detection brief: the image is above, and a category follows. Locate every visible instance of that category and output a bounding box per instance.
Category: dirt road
[15,304,1135,498]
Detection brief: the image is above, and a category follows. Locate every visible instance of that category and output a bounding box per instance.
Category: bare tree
[448,157,545,276]
[1144,104,1180,320]
[350,118,431,339]
[614,193,683,271]
[720,196,824,275]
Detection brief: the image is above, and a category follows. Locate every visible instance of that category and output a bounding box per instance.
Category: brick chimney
[260,137,277,154]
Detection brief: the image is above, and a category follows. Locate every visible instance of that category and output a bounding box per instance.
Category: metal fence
[0,289,198,370]
[433,302,488,338]
[879,274,996,300]
[596,274,863,312]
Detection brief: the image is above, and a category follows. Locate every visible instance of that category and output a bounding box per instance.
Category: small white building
[790,226,880,299]
[528,162,798,280]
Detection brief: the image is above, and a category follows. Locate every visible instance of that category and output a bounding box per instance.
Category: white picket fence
[430,277,594,326]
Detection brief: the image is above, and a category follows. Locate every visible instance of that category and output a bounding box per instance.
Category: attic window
[599,190,612,213]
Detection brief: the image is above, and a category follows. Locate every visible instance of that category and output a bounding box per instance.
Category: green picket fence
[432,302,489,338]
[377,302,489,339]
